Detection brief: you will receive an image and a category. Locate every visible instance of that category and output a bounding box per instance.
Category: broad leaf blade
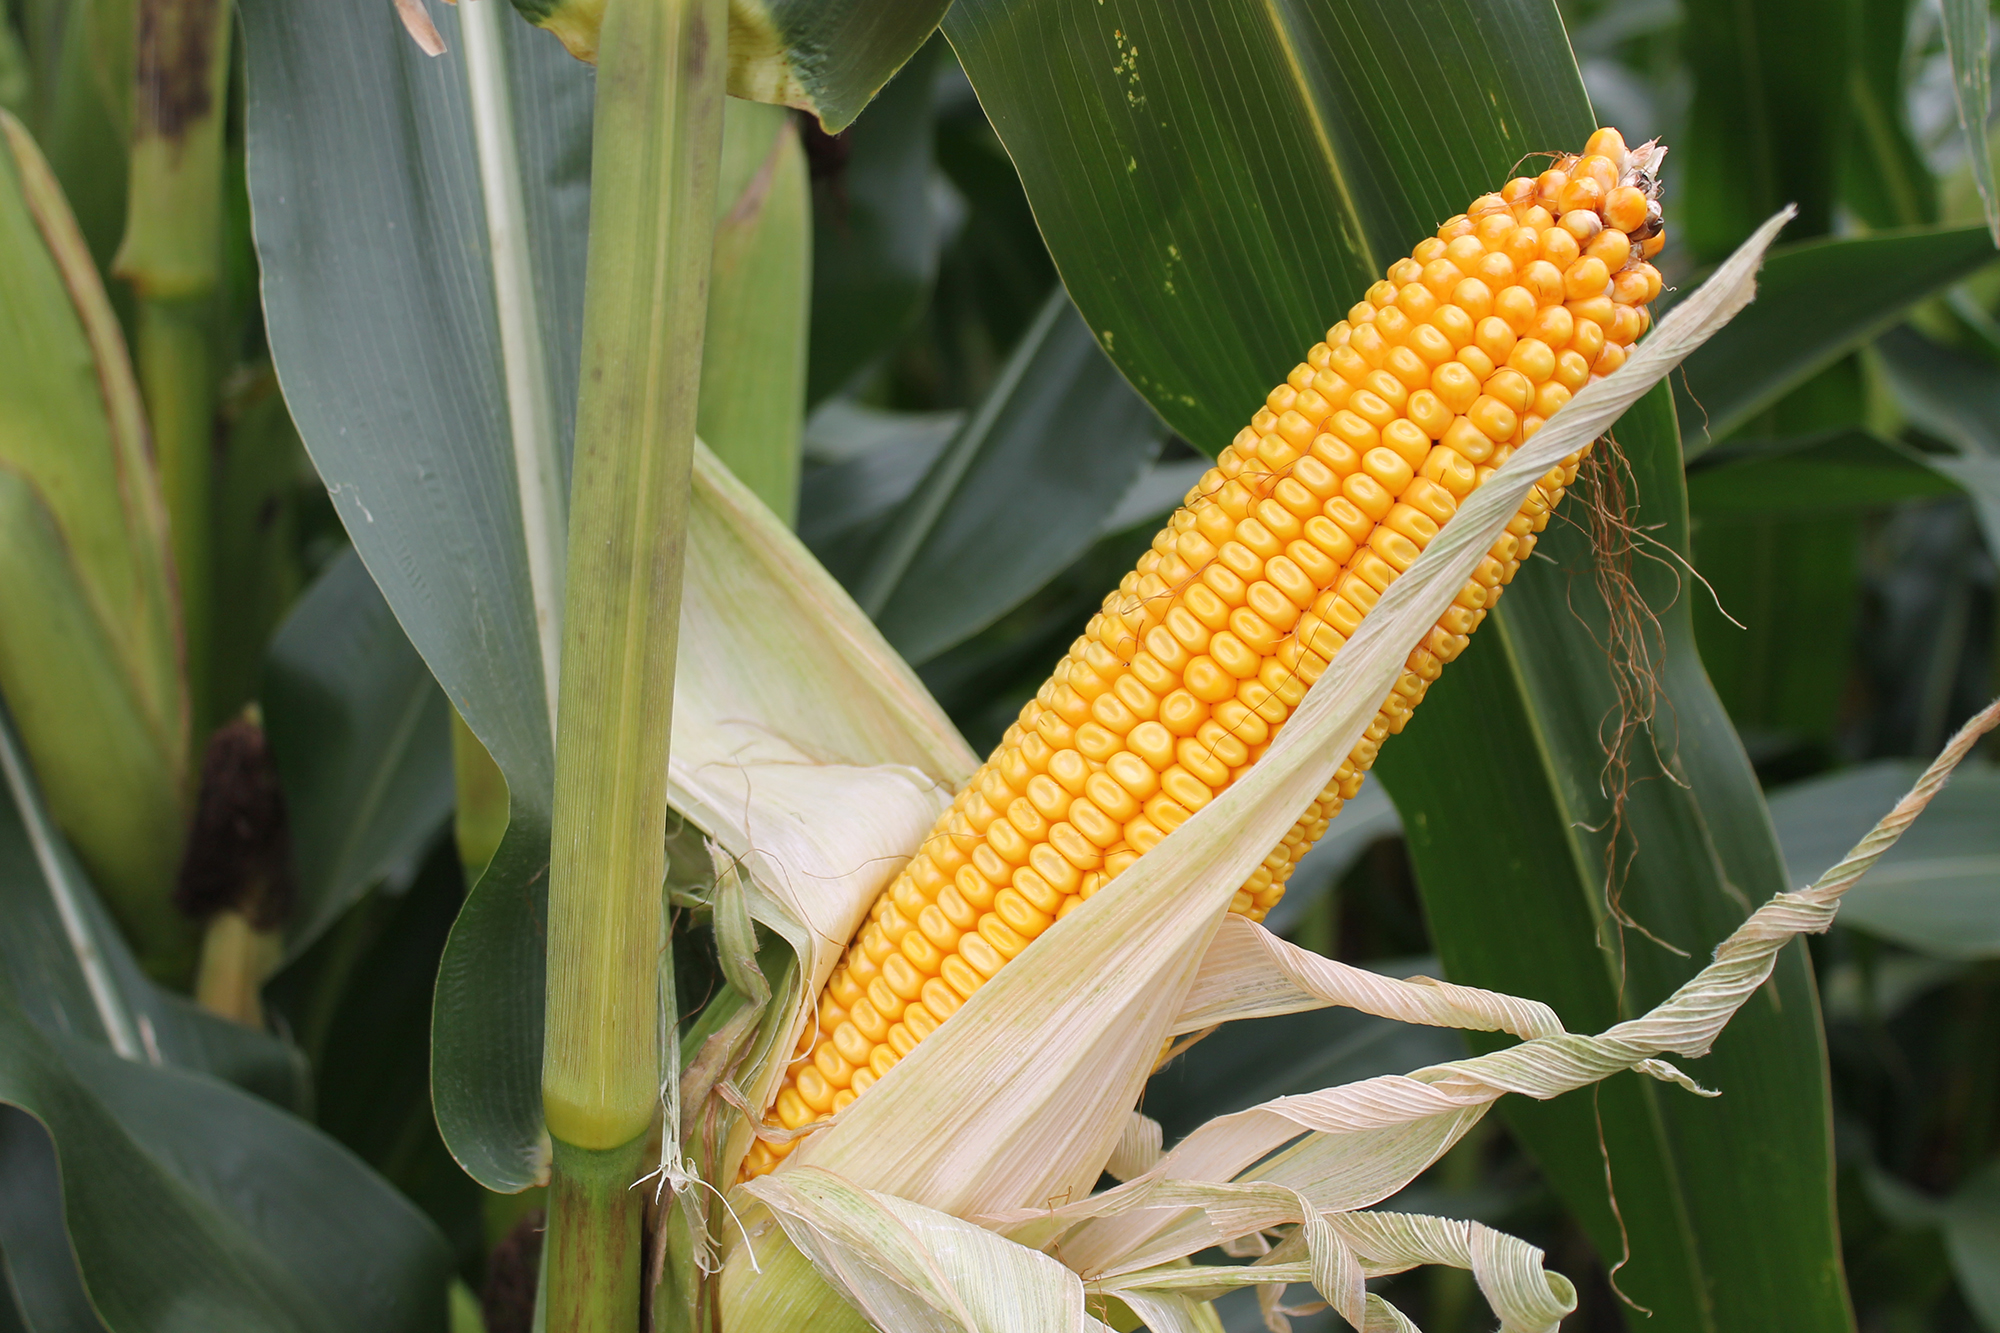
[1940,0,1999,245]
[264,551,454,962]
[0,710,448,1333]
[945,0,1589,453]
[1675,226,1999,453]
[0,707,306,1109]
[1767,761,2000,960]
[857,290,1167,665]
[731,0,952,131]
[701,100,812,523]
[807,39,944,404]
[1873,325,2000,551]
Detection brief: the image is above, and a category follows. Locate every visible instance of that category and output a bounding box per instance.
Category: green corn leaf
[701,99,812,524]
[262,552,455,963]
[0,111,190,980]
[945,3,1854,1327]
[241,0,586,1188]
[853,288,1168,666]
[806,39,946,404]
[1873,324,2000,554]
[1677,0,1847,259]
[1939,0,1999,247]
[506,0,946,132]
[1674,226,1999,455]
[1768,760,2000,961]
[0,707,446,1333]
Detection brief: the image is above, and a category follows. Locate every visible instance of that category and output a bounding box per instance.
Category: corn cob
[742,127,1665,1179]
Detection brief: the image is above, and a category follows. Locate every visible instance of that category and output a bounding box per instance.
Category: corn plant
[4,0,2000,1329]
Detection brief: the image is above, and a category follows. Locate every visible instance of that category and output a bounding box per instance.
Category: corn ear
[0,111,191,979]
[750,129,1670,1172]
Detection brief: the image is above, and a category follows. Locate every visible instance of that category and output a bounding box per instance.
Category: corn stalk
[539,0,724,1321]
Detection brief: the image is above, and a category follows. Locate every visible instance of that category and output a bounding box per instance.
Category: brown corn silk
[742,127,1667,1179]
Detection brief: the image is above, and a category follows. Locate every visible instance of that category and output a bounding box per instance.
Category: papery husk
[671,444,976,1183]
[730,693,2000,1333]
[740,1167,1116,1333]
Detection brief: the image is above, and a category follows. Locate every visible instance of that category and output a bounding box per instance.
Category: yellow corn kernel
[742,127,1664,1178]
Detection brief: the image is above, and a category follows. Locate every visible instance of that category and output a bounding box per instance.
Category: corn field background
[3,0,2000,1326]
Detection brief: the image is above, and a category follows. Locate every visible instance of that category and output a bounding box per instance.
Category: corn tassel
[743,127,1667,1178]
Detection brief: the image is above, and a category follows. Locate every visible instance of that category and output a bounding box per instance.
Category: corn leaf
[701,100,811,524]
[806,39,945,404]
[853,288,1168,666]
[944,0,1594,452]
[1678,0,1846,260]
[1873,325,2000,555]
[241,0,588,1188]
[261,551,455,962]
[726,0,950,132]
[1767,760,2000,960]
[0,709,307,1106]
[0,707,447,1333]
[1673,226,1999,455]
[1939,0,2000,247]
[1684,430,1961,515]
[0,111,189,977]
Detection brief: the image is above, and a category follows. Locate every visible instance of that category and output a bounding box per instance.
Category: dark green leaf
[1874,325,2000,549]
[263,551,454,961]
[208,378,317,722]
[1841,0,1938,230]
[0,713,450,1333]
[798,402,961,573]
[1686,429,1960,514]
[1381,388,1851,1332]
[855,290,1167,664]
[1690,508,1862,757]
[266,840,486,1268]
[0,708,306,1109]
[701,101,811,524]
[733,0,952,132]
[1867,1160,2000,1330]
[808,39,944,404]
[242,0,591,1188]
[0,1006,451,1333]
[1939,0,1999,246]
[1675,226,1999,453]
[1767,761,2000,960]
[946,0,1592,453]
[1677,0,1848,258]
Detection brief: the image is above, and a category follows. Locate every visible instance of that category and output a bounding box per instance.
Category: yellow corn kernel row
[740,126,1663,1180]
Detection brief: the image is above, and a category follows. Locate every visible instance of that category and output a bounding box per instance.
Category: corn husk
[0,112,190,979]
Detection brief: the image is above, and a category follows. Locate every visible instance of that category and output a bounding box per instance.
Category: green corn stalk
[0,111,192,980]
[539,0,725,1320]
